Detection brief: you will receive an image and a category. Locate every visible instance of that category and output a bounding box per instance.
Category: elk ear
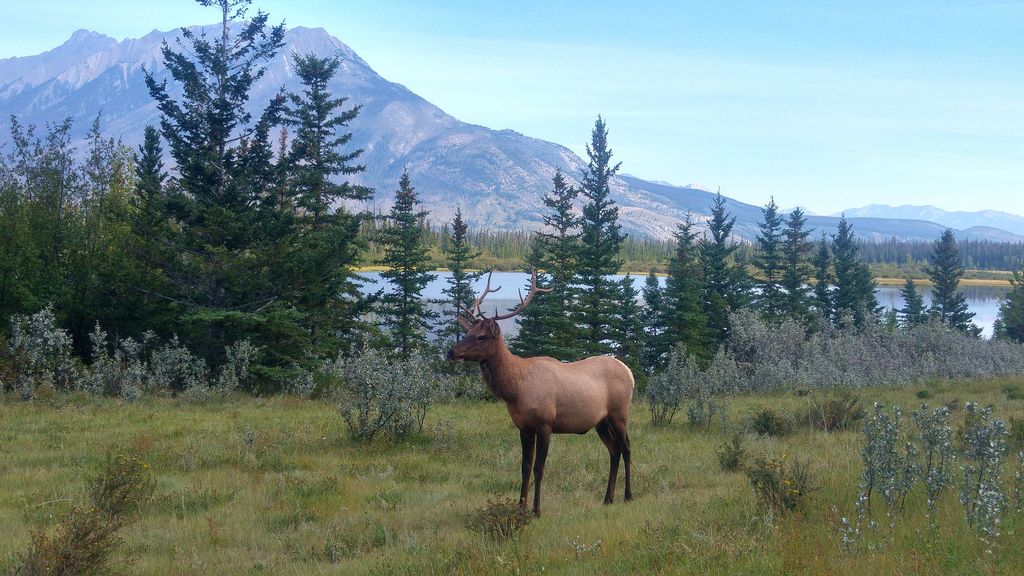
[486,319,501,337]
[457,316,474,331]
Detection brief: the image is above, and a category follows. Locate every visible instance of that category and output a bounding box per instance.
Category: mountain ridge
[0,25,1021,243]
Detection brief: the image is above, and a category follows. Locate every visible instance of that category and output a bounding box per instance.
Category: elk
[446,271,634,516]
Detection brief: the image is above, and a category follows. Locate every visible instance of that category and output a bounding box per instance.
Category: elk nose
[445,349,455,360]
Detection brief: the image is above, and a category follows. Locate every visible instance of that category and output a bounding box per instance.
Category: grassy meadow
[2,378,1024,575]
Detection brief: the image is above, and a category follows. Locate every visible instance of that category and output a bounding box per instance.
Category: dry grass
[1,378,1023,575]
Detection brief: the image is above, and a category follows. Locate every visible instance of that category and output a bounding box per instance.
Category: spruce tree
[379,171,436,356]
[995,265,1024,342]
[831,217,878,326]
[577,116,625,356]
[143,0,289,365]
[664,217,710,362]
[700,193,749,345]
[898,277,928,327]
[781,207,813,323]
[812,236,834,322]
[612,274,645,375]
[279,52,374,355]
[927,229,978,335]
[440,208,483,347]
[754,197,784,322]
[511,170,582,359]
[640,270,668,372]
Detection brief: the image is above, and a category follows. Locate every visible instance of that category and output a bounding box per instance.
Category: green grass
[2,378,1024,575]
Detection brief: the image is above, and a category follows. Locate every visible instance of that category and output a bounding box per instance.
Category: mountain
[1,26,1021,244]
[837,205,1024,238]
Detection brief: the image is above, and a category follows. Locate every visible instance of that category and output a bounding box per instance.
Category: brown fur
[448,317,634,515]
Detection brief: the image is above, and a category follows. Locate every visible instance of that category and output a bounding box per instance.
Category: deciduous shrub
[467,495,532,541]
[958,403,1009,546]
[745,455,815,516]
[750,408,792,437]
[335,348,452,441]
[7,305,77,399]
[716,433,747,472]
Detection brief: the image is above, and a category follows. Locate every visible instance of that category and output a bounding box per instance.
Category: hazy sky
[2,1,1022,215]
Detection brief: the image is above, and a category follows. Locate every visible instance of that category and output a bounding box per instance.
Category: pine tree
[440,208,483,347]
[781,208,813,323]
[664,217,710,362]
[279,52,374,356]
[831,217,878,326]
[379,171,436,356]
[640,270,668,372]
[927,229,978,335]
[754,197,784,321]
[511,171,582,359]
[995,265,1024,342]
[577,116,625,356]
[143,0,289,365]
[700,193,749,345]
[812,236,833,322]
[897,278,928,327]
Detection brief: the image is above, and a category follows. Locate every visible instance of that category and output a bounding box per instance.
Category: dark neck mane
[479,339,521,403]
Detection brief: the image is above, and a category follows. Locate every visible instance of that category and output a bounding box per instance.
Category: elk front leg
[532,428,551,516]
[519,429,536,509]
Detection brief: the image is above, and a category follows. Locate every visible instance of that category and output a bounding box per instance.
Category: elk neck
[479,338,523,403]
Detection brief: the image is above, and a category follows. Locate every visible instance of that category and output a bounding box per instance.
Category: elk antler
[492,271,553,321]
[461,271,502,319]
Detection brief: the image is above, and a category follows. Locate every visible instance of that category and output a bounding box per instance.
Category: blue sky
[2,1,1022,215]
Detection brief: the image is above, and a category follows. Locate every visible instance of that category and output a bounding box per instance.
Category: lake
[357,272,1009,338]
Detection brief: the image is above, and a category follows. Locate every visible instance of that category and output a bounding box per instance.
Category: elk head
[446,271,551,362]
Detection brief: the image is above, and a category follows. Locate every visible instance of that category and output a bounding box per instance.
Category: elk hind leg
[609,417,632,501]
[596,419,621,504]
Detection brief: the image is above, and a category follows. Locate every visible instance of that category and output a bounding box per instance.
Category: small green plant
[716,433,747,472]
[915,389,934,400]
[750,408,792,437]
[804,391,864,432]
[467,495,532,541]
[745,455,815,516]
[14,451,154,575]
[958,403,1009,547]
[1004,383,1024,401]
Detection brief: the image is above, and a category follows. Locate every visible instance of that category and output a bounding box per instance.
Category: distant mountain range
[835,205,1024,239]
[1,26,1021,244]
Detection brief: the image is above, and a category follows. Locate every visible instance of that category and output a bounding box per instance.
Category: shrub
[958,403,1009,546]
[804,391,864,432]
[14,451,154,575]
[7,305,77,399]
[215,339,259,394]
[335,348,452,441]
[750,408,792,437]
[646,346,699,426]
[911,404,955,532]
[716,433,746,472]
[81,324,154,401]
[915,389,934,399]
[147,336,209,395]
[1004,383,1024,401]
[467,495,532,541]
[745,455,815,516]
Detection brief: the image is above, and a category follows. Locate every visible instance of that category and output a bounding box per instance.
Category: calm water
[357,272,1009,338]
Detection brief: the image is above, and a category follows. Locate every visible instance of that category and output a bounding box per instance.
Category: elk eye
[477,335,488,341]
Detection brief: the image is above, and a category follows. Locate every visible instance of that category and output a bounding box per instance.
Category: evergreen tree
[754,197,785,321]
[577,116,625,356]
[897,278,928,327]
[512,171,582,359]
[143,0,290,367]
[812,236,833,321]
[781,208,813,323]
[700,193,750,345]
[927,229,979,335]
[995,265,1024,342]
[611,274,645,376]
[440,208,483,347]
[279,52,374,356]
[640,270,668,372]
[379,171,436,356]
[831,217,878,326]
[664,217,710,362]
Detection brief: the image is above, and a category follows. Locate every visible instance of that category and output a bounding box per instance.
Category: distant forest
[374,222,1024,276]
